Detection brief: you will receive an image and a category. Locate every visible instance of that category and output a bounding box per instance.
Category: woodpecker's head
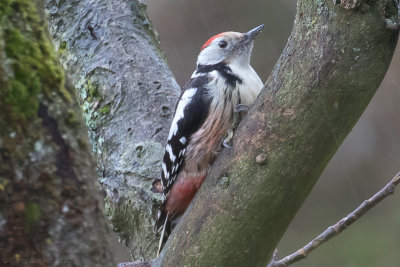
[197,24,264,66]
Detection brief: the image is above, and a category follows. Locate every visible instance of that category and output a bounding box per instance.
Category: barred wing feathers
[156,75,211,229]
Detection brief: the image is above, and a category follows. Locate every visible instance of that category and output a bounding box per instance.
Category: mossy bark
[158,0,399,266]
[0,0,116,266]
[44,0,181,260]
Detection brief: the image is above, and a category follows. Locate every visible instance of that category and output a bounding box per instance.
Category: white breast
[229,62,264,105]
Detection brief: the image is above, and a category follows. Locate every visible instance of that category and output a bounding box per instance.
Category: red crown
[201,32,225,51]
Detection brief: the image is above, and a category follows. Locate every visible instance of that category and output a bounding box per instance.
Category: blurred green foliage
[0,0,63,129]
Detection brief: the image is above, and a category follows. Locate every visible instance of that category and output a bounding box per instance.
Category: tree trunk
[158,0,399,266]
[0,0,116,266]
[44,0,181,260]
[41,0,399,265]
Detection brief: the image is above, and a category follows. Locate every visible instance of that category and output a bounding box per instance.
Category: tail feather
[157,213,169,256]
[155,203,168,231]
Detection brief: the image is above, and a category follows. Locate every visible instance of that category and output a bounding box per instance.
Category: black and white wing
[161,76,211,197]
[156,76,211,228]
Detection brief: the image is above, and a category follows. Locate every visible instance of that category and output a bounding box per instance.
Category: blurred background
[142,0,399,266]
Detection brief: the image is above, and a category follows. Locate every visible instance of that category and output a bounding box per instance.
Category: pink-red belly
[165,175,206,220]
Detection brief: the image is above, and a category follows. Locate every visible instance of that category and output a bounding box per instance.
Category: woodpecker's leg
[223,131,233,149]
[223,104,250,148]
[157,213,169,257]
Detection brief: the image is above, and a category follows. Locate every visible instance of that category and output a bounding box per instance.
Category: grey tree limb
[158,0,399,266]
[44,0,181,260]
[267,172,400,267]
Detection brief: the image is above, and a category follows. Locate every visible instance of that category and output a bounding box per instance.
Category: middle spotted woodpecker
[155,25,264,253]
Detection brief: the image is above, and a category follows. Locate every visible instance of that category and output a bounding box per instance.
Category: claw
[223,139,232,149]
[223,129,234,149]
[234,104,250,113]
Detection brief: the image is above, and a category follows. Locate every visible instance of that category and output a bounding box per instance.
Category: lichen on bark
[44,0,181,259]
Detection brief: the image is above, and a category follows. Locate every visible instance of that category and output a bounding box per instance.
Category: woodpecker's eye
[218,40,228,49]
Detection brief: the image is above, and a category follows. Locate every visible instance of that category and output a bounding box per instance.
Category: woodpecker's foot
[223,139,232,149]
[222,129,233,149]
[234,104,250,113]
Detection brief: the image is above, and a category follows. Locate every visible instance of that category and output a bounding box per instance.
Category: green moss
[7,79,40,119]
[60,87,73,103]
[77,137,89,150]
[0,178,10,191]
[0,0,65,126]
[98,104,111,115]
[4,29,41,119]
[24,202,40,232]
[87,80,101,101]
[89,87,100,100]
[58,40,67,56]
[0,1,11,18]
[66,109,79,126]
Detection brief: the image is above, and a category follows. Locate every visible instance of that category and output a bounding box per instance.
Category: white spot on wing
[168,88,197,139]
[179,137,187,144]
[179,149,186,157]
[166,144,176,162]
[162,163,168,182]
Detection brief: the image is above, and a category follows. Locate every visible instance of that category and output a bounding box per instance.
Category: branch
[268,172,400,267]
[158,0,399,265]
[44,0,180,259]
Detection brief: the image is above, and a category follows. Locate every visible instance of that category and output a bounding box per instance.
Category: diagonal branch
[158,0,399,265]
[268,172,400,267]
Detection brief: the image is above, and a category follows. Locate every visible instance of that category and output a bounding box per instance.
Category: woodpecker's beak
[244,24,264,40]
[226,24,264,63]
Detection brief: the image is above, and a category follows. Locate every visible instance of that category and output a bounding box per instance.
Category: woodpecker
[155,25,264,253]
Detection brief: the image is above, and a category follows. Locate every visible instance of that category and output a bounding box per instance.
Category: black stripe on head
[196,63,242,87]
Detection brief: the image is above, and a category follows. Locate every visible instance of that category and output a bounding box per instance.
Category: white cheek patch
[168,88,198,140]
[197,47,225,66]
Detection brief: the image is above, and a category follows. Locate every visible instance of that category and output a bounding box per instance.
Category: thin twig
[117,261,151,267]
[268,172,400,267]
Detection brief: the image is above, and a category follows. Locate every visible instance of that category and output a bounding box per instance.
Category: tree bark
[44,0,181,260]
[42,0,399,265]
[0,0,116,266]
[158,0,399,266]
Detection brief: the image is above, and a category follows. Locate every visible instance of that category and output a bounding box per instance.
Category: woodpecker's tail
[155,199,169,229]
[156,213,169,256]
[155,203,171,255]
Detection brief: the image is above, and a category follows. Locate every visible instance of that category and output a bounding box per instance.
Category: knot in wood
[255,153,268,165]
